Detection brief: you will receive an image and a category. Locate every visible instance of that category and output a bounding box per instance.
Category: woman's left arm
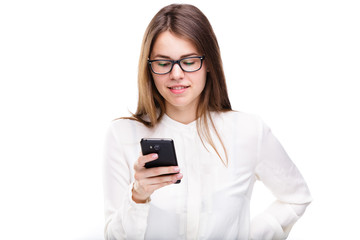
[251,121,312,240]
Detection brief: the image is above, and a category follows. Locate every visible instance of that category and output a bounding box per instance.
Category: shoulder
[107,118,152,144]
[212,110,267,139]
[110,117,145,130]
[213,110,263,127]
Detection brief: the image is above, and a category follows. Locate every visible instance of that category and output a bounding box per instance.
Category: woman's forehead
[151,31,200,59]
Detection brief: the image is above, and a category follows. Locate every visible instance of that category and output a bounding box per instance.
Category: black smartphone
[140,138,181,184]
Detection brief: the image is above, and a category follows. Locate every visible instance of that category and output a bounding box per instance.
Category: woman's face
[150,31,207,114]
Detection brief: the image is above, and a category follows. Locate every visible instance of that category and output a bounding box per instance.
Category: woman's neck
[165,104,198,124]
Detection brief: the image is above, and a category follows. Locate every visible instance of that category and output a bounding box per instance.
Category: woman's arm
[103,121,183,239]
[103,122,150,240]
[251,121,312,240]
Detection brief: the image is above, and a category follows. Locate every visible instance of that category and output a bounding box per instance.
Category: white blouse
[103,111,312,240]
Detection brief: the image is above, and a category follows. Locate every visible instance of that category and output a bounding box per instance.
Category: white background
[0,0,359,239]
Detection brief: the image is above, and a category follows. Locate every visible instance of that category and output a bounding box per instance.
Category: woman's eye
[157,61,171,67]
[183,61,195,65]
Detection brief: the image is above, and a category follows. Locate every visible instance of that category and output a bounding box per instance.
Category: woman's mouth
[168,85,189,94]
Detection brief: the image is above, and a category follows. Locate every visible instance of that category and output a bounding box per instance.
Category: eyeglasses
[148,56,205,75]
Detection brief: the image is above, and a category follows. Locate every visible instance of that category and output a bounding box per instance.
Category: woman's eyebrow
[153,54,171,59]
[180,53,198,58]
[152,52,199,59]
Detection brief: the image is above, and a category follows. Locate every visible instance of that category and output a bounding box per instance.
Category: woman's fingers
[134,166,181,183]
[144,166,180,178]
[132,153,182,203]
[146,172,183,185]
[133,173,183,199]
[134,153,180,178]
[135,153,158,169]
[137,173,183,191]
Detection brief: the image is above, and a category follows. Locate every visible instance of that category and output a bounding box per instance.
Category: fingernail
[177,173,183,179]
[152,154,158,159]
[174,167,180,172]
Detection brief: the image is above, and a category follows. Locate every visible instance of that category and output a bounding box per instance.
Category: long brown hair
[129,4,232,165]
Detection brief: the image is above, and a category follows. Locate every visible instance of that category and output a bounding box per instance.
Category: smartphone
[140,138,181,183]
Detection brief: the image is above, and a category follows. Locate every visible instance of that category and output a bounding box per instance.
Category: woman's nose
[169,63,184,80]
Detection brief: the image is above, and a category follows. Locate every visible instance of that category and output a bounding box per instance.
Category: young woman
[103,4,312,240]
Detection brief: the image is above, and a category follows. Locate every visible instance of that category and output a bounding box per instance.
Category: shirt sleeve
[250,120,312,240]
[103,122,150,240]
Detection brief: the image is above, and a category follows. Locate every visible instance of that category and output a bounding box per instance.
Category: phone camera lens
[154,145,160,151]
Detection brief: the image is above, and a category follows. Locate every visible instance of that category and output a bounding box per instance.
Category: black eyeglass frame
[147,56,205,75]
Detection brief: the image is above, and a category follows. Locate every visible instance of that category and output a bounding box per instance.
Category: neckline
[161,113,198,131]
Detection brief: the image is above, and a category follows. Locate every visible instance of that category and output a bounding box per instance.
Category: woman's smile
[168,85,190,94]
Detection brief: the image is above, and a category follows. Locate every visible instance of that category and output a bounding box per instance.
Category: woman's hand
[132,153,183,203]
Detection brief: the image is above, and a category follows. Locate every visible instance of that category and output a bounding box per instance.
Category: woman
[103,4,312,240]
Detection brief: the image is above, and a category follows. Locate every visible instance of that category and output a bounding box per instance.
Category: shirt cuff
[121,182,151,239]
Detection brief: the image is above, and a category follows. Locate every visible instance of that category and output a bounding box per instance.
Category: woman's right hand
[132,153,183,203]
